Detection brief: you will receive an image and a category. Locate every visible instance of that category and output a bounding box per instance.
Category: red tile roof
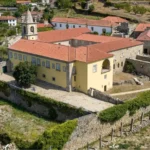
[72,34,122,43]
[38,27,90,43]
[16,0,31,4]
[52,17,116,27]
[135,23,150,32]
[10,39,75,62]
[137,30,150,41]
[0,16,16,20]
[37,23,52,28]
[101,16,128,24]
[88,38,143,53]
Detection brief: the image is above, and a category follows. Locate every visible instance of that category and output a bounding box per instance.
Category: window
[23,55,27,61]
[56,63,60,71]
[79,25,81,27]
[37,58,41,66]
[42,61,45,67]
[9,51,13,59]
[42,74,46,78]
[72,66,76,74]
[31,57,36,65]
[60,24,62,27]
[52,63,55,69]
[104,75,107,79]
[74,76,76,81]
[93,65,97,73]
[73,25,75,28]
[30,26,34,33]
[52,77,55,81]
[14,53,17,59]
[91,27,94,31]
[102,59,110,73]
[63,66,66,72]
[55,23,57,27]
[121,62,123,67]
[46,60,50,68]
[118,63,120,68]
[113,64,115,69]
[18,54,22,60]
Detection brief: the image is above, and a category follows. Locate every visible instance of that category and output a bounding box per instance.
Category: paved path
[111,88,150,96]
[0,73,113,112]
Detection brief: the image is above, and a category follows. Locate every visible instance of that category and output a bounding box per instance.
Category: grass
[53,9,102,20]
[0,99,59,148]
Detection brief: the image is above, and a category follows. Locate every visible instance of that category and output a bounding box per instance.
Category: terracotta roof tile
[135,23,150,32]
[0,16,16,20]
[88,38,143,53]
[101,16,128,24]
[38,27,90,43]
[137,30,150,41]
[52,17,115,27]
[72,34,122,43]
[37,23,52,28]
[9,39,112,63]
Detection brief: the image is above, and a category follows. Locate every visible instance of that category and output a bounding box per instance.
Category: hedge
[17,89,85,119]
[32,120,77,150]
[0,80,86,120]
[99,91,150,123]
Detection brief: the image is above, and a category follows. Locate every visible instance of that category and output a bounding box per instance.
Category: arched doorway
[102,59,110,73]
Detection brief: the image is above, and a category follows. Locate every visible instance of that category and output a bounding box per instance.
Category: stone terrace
[0,73,113,112]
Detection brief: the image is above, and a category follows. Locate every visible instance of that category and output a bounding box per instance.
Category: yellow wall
[87,57,113,92]
[9,50,67,89]
[75,61,88,93]
[9,50,113,93]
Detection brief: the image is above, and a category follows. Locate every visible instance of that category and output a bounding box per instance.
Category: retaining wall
[127,58,150,77]
[64,105,150,150]
[88,88,123,104]
[0,84,88,122]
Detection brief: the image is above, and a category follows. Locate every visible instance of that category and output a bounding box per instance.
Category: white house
[51,17,115,35]
[0,16,17,26]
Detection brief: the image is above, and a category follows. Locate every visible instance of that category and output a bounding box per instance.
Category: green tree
[132,6,139,14]
[0,46,7,59]
[138,6,147,15]
[13,62,37,87]
[57,0,72,9]
[88,5,95,13]
[43,7,54,23]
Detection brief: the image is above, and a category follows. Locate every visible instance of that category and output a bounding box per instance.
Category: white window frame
[93,64,97,73]
[56,63,60,71]
[37,58,41,66]
[31,57,36,65]
[18,54,22,60]
[9,51,13,59]
[46,60,50,68]
[14,53,17,59]
[23,55,27,61]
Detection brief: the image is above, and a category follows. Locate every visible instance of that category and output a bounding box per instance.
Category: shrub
[81,1,86,9]
[32,120,77,150]
[99,104,127,122]
[88,5,95,13]
[124,61,136,73]
[99,91,150,123]
[0,81,11,96]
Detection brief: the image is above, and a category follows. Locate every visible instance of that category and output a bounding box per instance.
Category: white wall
[8,19,17,26]
[52,22,112,35]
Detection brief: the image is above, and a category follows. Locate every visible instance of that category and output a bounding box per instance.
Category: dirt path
[111,87,150,96]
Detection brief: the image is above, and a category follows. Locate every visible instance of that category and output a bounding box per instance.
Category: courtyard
[0,73,113,112]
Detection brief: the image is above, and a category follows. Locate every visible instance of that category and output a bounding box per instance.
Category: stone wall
[136,55,150,62]
[63,105,150,150]
[88,88,123,104]
[0,84,88,122]
[127,58,150,77]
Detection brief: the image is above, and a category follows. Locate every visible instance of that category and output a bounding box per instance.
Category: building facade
[0,16,17,26]
[52,17,113,35]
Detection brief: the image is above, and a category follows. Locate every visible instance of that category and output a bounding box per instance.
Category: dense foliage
[0,81,10,96]
[13,62,37,87]
[0,0,16,7]
[32,120,77,150]
[99,91,150,122]
[124,61,136,73]
[56,0,72,9]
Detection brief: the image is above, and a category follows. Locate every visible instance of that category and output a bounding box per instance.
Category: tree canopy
[13,62,37,88]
